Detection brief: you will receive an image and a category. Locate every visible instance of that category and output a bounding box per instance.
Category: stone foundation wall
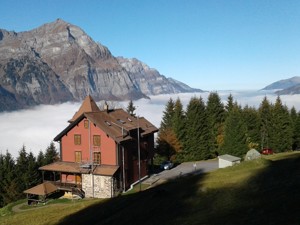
[82,174,113,198]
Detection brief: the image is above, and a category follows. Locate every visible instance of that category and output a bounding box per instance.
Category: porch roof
[23,181,58,196]
[39,161,119,176]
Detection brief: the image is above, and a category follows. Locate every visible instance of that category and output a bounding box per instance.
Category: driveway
[144,160,218,186]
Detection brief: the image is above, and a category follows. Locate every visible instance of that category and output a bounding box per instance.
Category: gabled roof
[68,95,100,123]
[54,107,158,143]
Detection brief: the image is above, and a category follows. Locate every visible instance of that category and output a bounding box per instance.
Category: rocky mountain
[0,19,201,112]
[262,76,300,95]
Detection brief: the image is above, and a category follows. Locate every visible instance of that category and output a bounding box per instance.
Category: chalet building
[37,96,158,198]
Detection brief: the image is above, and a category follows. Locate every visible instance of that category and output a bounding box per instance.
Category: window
[93,152,101,164]
[84,120,89,129]
[74,134,81,145]
[93,135,101,146]
[75,151,82,163]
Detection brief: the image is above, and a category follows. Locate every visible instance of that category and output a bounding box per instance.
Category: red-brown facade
[51,96,158,192]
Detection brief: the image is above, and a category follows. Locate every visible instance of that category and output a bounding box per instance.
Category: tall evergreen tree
[44,142,59,164]
[182,97,210,161]
[271,96,293,152]
[259,96,272,150]
[206,92,225,155]
[243,105,261,149]
[126,100,137,117]
[157,98,176,160]
[290,107,300,150]
[15,145,29,193]
[27,151,40,187]
[221,106,248,157]
[159,98,175,130]
[172,98,186,144]
[0,151,19,206]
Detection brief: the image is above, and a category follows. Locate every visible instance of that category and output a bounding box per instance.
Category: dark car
[261,148,274,155]
[160,161,174,170]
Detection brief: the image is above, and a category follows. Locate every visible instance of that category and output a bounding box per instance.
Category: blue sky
[1,0,300,90]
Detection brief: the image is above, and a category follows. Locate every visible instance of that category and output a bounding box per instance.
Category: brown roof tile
[39,161,119,176]
[23,181,58,196]
[68,95,100,123]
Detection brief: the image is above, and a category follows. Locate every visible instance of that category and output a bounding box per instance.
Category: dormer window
[117,119,125,124]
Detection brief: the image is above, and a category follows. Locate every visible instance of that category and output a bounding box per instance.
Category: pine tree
[172,98,185,145]
[126,100,137,117]
[160,98,175,130]
[243,105,261,150]
[206,92,225,155]
[221,106,248,157]
[44,142,59,164]
[259,96,272,150]
[271,96,293,152]
[183,97,210,161]
[15,145,29,193]
[0,151,20,206]
[292,111,300,150]
[157,98,176,160]
[27,151,40,186]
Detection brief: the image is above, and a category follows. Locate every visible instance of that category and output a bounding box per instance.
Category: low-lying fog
[1,90,300,158]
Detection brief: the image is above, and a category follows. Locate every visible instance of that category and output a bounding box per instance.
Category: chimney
[104,101,109,112]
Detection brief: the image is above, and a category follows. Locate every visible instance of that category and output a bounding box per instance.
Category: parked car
[261,148,274,155]
[160,161,174,170]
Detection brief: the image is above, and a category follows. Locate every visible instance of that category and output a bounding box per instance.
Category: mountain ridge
[0,19,201,112]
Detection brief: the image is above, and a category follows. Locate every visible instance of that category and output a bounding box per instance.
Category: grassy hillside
[1,152,299,225]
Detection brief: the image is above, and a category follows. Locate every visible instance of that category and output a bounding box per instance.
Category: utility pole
[138,116,141,192]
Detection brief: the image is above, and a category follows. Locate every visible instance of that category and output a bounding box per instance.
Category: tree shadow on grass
[191,154,300,225]
[57,170,207,225]
[57,154,300,225]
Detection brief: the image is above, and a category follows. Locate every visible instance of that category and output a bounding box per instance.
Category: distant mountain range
[0,19,201,112]
[262,76,300,94]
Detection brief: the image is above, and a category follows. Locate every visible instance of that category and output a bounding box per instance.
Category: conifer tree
[290,107,300,150]
[0,151,19,206]
[259,96,272,150]
[157,98,176,160]
[44,142,59,164]
[172,98,185,144]
[221,106,248,157]
[243,105,261,149]
[160,98,175,130]
[183,97,210,161]
[206,92,225,155]
[126,100,137,117]
[271,96,293,152]
[15,145,29,193]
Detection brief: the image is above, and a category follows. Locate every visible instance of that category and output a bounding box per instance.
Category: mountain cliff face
[261,76,300,95]
[0,19,201,112]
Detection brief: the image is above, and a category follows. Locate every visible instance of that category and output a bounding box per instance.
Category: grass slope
[1,152,300,225]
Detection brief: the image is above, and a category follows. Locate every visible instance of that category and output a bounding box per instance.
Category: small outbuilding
[218,154,241,168]
[245,149,261,161]
[23,181,58,205]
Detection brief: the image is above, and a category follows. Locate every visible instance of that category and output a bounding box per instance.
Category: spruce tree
[126,100,137,117]
[44,142,59,164]
[183,97,210,161]
[243,105,261,149]
[157,98,176,160]
[221,106,248,157]
[271,96,293,152]
[172,98,185,145]
[206,92,225,155]
[259,96,272,150]
[0,151,20,206]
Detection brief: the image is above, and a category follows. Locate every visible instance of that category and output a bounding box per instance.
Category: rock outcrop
[0,19,202,111]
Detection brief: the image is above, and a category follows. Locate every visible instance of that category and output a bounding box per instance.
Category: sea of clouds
[1,90,300,158]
